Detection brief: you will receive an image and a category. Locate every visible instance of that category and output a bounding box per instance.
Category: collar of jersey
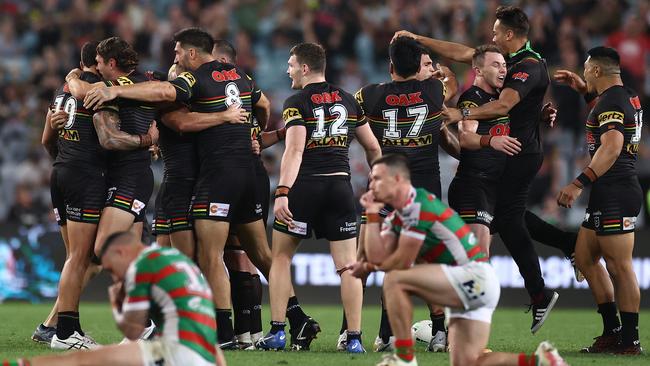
[508,41,541,60]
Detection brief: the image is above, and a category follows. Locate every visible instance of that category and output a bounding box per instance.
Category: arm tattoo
[93,110,143,150]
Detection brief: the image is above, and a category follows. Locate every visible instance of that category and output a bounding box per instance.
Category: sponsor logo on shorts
[623,217,636,231]
[255,203,263,215]
[209,203,230,217]
[66,205,82,221]
[131,199,145,215]
[288,220,308,236]
[53,208,61,221]
[340,221,357,233]
[476,210,493,224]
[106,187,117,201]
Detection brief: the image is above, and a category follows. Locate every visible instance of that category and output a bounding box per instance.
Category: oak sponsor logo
[282,107,302,123]
[597,111,624,126]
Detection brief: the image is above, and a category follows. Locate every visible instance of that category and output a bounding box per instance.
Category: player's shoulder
[457,86,484,108]
[80,71,102,84]
[597,86,634,110]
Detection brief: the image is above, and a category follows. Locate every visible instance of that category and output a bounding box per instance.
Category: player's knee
[451,350,479,366]
[382,272,401,291]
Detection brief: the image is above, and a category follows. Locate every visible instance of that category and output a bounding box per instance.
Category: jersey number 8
[225,82,243,107]
[53,95,77,129]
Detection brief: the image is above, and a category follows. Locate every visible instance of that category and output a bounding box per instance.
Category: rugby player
[3,231,226,366]
[256,42,381,352]
[83,28,308,349]
[348,154,568,366]
[345,37,458,353]
[34,42,109,350]
[556,47,643,355]
[394,5,559,333]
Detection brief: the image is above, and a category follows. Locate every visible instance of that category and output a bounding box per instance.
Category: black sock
[620,311,639,346]
[379,297,392,343]
[524,211,576,257]
[347,330,361,341]
[340,311,348,335]
[230,271,253,336]
[597,302,620,335]
[215,309,234,343]
[57,312,81,338]
[430,312,446,333]
[250,274,263,335]
[286,296,308,330]
[270,321,286,334]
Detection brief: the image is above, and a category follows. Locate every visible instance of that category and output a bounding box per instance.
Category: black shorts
[191,164,262,224]
[361,173,441,223]
[152,189,170,236]
[447,175,498,227]
[105,163,154,223]
[273,175,357,241]
[582,176,642,236]
[152,177,195,236]
[255,163,271,225]
[50,164,106,226]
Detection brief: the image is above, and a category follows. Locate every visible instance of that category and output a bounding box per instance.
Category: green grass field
[0,303,648,365]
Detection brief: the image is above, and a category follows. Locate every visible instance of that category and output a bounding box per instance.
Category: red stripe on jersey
[454,225,471,239]
[127,296,149,303]
[135,273,155,284]
[168,287,212,300]
[603,219,620,224]
[179,330,216,356]
[154,264,178,281]
[193,204,207,208]
[421,244,447,263]
[438,208,454,221]
[171,217,187,222]
[147,251,161,260]
[420,208,453,223]
[178,310,217,330]
[82,209,100,213]
[466,245,484,259]
[115,195,132,201]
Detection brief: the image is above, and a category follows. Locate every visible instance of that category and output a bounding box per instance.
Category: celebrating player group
[3,4,644,366]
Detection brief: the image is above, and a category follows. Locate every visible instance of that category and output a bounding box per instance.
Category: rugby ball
[411,320,433,344]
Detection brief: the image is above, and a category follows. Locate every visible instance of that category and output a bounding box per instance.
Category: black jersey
[503,41,550,155]
[170,61,260,166]
[99,71,158,168]
[53,72,105,167]
[355,78,445,176]
[281,82,366,176]
[158,117,198,180]
[456,86,508,180]
[586,85,642,181]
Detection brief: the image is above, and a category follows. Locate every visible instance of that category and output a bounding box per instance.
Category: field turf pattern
[0,303,648,365]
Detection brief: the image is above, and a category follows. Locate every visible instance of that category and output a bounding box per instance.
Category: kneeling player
[4,232,226,366]
[349,154,567,366]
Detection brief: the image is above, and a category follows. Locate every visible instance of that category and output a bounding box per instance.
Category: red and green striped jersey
[382,187,487,265]
[123,247,216,363]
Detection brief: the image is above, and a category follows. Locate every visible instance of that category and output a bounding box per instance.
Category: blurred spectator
[7,184,49,227]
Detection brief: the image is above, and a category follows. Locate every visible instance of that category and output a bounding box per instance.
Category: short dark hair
[174,27,214,55]
[96,37,139,72]
[81,41,98,68]
[98,231,134,261]
[372,153,411,180]
[587,46,621,72]
[495,5,530,37]
[472,44,503,67]
[389,36,423,78]
[290,43,326,73]
[213,39,237,63]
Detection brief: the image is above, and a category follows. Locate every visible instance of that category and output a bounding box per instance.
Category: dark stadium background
[0,0,649,308]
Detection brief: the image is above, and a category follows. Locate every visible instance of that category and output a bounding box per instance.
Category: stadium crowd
[1,0,650,229]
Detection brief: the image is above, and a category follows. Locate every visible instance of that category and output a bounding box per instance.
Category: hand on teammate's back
[541,102,557,127]
[224,103,248,124]
[84,84,118,109]
[553,70,588,94]
[65,68,83,82]
[50,110,69,130]
[490,136,521,156]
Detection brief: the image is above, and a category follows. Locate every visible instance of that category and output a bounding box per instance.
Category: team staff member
[348,154,568,366]
[3,231,226,366]
[556,47,643,355]
[256,42,381,352]
[394,5,558,333]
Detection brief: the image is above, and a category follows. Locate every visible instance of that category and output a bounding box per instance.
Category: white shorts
[441,261,500,323]
[139,339,215,366]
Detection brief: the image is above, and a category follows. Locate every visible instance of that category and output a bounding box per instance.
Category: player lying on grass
[347,154,568,366]
[3,231,226,366]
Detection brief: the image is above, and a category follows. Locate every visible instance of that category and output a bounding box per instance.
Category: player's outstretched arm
[355,121,382,166]
[445,88,520,123]
[260,127,286,149]
[393,30,475,65]
[253,92,271,130]
[84,81,178,109]
[161,103,248,133]
[94,110,158,150]
[439,124,460,159]
[66,68,104,100]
